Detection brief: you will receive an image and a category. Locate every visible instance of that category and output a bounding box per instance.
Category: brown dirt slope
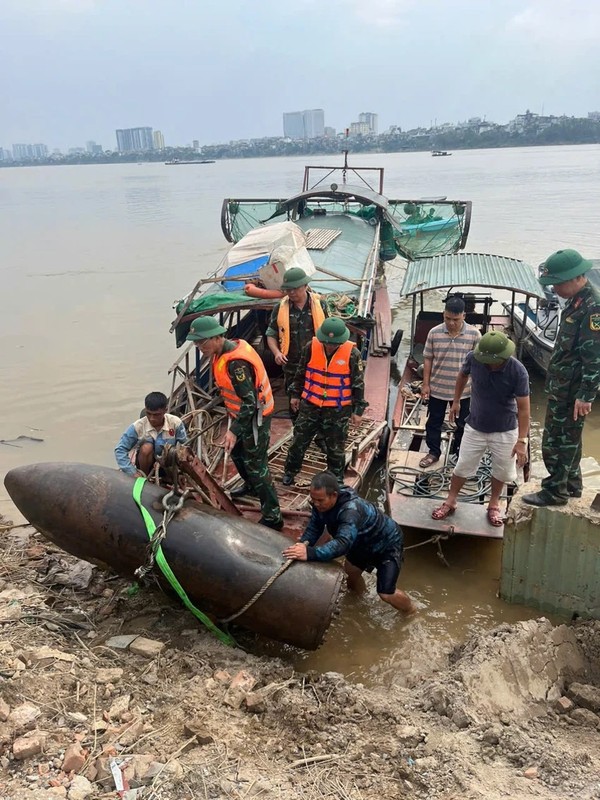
[0,518,599,800]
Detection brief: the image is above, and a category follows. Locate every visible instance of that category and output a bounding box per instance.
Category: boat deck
[294,213,378,298]
[225,414,382,515]
[387,366,505,539]
[387,425,504,539]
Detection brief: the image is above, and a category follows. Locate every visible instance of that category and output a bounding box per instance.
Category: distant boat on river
[432,150,452,157]
[165,159,216,165]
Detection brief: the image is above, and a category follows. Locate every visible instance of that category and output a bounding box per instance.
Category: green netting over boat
[223,201,286,243]
[387,200,469,261]
[223,197,470,262]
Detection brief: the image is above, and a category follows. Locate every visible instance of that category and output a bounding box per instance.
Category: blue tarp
[222,255,269,291]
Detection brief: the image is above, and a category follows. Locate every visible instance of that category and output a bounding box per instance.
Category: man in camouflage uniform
[282,318,368,485]
[187,317,283,530]
[523,249,600,507]
[265,267,328,418]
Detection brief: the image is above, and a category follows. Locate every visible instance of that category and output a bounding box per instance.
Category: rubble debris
[1,519,600,800]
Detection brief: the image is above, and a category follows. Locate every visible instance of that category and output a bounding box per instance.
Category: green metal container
[501,492,600,619]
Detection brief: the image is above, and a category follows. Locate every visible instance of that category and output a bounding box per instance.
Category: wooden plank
[388,449,426,471]
[305,228,342,250]
[375,311,387,352]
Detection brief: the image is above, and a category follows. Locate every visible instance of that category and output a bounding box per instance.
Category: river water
[1,146,599,685]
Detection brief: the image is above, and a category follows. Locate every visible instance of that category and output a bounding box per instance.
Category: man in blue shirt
[282,471,415,613]
[431,332,530,527]
[114,391,187,477]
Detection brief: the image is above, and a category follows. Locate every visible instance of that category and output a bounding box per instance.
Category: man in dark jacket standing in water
[523,249,600,507]
[283,471,415,613]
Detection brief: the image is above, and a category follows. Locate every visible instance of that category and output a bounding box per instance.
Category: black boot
[230,483,256,498]
[521,491,567,507]
[259,517,284,531]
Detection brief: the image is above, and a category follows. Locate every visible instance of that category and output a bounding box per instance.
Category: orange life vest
[212,340,274,419]
[301,338,355,409]
[276,292,326,357]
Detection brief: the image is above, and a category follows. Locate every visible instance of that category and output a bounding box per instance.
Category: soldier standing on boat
[187,317,284,530]
[265,267,327,420]
[522,249,600,507]
[282,318,368,486]
[419,296,481,469]
[282,471,415,614]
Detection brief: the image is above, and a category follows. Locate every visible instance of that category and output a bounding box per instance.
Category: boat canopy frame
[401,252,546,362]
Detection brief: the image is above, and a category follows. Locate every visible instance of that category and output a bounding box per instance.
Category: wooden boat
[166,154,471,538]
[505,261,600,377]
[387,252,545,539]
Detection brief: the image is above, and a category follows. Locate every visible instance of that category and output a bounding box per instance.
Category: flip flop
[431,502,456,521]
[487,506,504,527]
[419,454,440,469]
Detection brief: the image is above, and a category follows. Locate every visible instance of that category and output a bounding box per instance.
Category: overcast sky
[2,0,600,151]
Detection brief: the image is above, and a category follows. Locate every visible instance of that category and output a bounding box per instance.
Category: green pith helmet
[316,317,350,345]
[538,249,593,286]
[473,331,515,364]
[281,267,311,289]
[186,316,226,341]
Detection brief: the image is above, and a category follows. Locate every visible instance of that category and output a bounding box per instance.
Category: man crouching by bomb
[283,471,415,614]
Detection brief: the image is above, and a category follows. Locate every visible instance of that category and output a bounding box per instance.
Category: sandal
[419,454,440,469]
[486,506,504,527]
[431,502,456,521]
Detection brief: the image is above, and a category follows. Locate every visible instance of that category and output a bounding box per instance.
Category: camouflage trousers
[231,415,282,524]
[284,401,351,484]
[284,369,325,449]
[541,396,585,501]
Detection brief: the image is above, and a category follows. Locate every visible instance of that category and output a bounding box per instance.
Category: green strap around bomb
[132,477,236,647]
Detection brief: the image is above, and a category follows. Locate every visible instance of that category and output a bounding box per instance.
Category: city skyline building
[283,109,325,139]
[153,130,165,150]
[283,111,305,139]
[12,143,48,160]
[303,109,325,139]
[358,112,378,134]
[115,127,154,153]
[86,140,103,154]
[349,121,370,136]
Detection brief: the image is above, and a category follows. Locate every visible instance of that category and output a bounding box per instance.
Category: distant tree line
[3,116,600,167]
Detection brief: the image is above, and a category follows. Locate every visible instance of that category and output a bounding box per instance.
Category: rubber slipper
[419,454,440,469]
[431,502,456,521]
[486,506,504,527]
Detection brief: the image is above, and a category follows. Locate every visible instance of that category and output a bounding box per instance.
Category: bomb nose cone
[5,463,51,523]
[5,463,36,497]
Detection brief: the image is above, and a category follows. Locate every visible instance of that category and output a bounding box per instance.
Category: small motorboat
[505,261,600,377]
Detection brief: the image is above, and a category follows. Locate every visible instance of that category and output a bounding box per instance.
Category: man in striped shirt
[419,296,481,468]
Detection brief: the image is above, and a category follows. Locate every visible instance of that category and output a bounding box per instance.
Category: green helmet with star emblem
[316,317,350,345]
[539,249,594,287]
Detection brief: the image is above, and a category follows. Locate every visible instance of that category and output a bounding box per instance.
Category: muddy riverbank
[1,515,599,800]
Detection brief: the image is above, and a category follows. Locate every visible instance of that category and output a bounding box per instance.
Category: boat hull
[4,463,342,650]
[507,303,554,376]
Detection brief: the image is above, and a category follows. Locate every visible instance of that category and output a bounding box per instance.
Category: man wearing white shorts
[431,332,530,527]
